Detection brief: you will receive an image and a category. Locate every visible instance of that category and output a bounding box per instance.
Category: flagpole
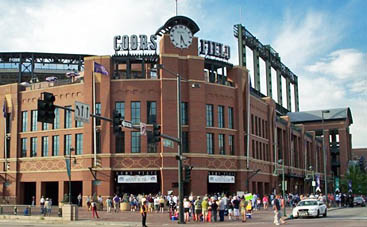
[92,63,97,168]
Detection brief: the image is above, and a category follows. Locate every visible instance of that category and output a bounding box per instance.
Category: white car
[292,199,327,218]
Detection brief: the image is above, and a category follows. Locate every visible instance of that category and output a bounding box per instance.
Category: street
[0,207,366,227]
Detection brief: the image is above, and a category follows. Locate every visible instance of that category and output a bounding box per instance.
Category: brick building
[0,16,353,205]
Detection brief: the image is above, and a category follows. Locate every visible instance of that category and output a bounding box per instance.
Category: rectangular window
[22,111,28,132]
[251,114,254,134]
[252,140,255,158]
[182,131,189,153]
[31,110,38,131]
[115,102,125,119]
[229,135,234,155]
[115,132,125,153]
[255,116,258,136]
[76,134,83,155]
[52,135,59,156]
[30,137,37,157]
[131,131,141,153]
[181,102,188,125]
[64,106,72,129]
[219,134,225,155]
[42,136,48,157]
[206,133,214,154]
[64,134,71,155]
[228,107,234,129]
[76,120,83,128]
[96,131,101,154]
[21,138,27,157]
[42,122,48,131]
[147,139,157,153]
[147,101,157,124]
[95,103,101,126]
[218,105,225,128]
[206,104,214,127]
[131,102,141,124]
[53,108,60,129]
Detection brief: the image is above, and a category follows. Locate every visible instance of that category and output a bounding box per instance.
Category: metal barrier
[0,205,60,217]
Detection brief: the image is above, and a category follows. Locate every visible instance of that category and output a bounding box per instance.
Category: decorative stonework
[112,157,160,169]
[19,158,86,172]
[207,158,236,169]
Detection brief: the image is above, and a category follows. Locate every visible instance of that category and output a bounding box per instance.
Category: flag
[94,62,109,76]
[3,99,7,118]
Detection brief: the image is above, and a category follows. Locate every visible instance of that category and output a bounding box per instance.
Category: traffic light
[37,92,55,124]
[184,165,192,182]
[153,123,161,143]
[112,110,122,134]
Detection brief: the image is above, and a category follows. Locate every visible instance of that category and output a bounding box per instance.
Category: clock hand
[180,35,186,45]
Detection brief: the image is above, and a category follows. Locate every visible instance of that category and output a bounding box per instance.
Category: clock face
[169,25,193,49]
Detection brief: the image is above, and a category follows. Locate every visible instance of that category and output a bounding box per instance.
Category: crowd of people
[81,191,365,226]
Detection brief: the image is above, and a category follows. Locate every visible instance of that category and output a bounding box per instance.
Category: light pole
[275,159,286,217]
[321,110,330,204]
[309,166,315,194]
[157,64,184,224]
[68,147,75,204]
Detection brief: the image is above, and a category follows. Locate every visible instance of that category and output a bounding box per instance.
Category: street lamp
[68,147,75,204]
[275,159,286,217]
[157,64,184,224]
[321,110,330,204]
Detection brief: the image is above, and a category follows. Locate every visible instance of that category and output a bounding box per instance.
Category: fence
[0,205,62,217]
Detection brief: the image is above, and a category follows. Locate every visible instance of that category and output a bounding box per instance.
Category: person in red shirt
[263,195,269,209]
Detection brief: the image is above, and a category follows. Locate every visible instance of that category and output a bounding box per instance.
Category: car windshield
[298,201,318,206]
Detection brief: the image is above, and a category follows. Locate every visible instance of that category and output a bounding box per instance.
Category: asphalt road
[0,207,366,227]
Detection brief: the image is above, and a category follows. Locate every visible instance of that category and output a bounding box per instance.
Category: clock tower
[155,16,200,57]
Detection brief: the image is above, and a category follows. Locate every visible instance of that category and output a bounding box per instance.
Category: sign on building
[208,175,235,183]
[117,175,157,183]
[74,101,90,123]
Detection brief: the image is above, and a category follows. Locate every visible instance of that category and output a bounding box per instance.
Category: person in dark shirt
[273,194,285,225]
[211,198,218,222]
[141,200,148,227]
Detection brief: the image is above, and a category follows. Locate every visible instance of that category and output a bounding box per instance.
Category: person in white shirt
[183,198,191,222]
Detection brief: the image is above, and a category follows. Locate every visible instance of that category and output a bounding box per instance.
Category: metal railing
[0,205,61,217]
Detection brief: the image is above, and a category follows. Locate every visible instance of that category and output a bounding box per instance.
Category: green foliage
[340,166,367,194]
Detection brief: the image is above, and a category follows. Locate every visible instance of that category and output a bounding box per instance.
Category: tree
[340,165,367,195]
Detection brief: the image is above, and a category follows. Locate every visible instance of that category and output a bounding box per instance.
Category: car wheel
[323,210,327,217]
[317,210,320,217]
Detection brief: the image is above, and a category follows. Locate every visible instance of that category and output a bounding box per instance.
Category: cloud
[0,0,203,55]
[306,49,367,80]
[272,10,345,70]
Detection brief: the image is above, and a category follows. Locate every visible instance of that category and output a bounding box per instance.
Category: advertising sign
[208,175,235,183]
[118,175,157,183]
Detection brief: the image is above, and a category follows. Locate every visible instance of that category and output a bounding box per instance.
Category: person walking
[201,197,209,222]
[40,196,45,215]
[113,194,120,213]
[91,201,100,219]
[240,197,247,223]
[86,196,92,211]
[106,197,112,213]
[263,195,269,209]
[44,198,49,216]
[141,200,148,227]
[77,193,82,207]
[273,194,285,225]
[211,198,218,222]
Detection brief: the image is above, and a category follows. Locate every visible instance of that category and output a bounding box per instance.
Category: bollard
[24,207,29,216]
[14,206,17,215]
[58,207,62,217]
[29,206,32,216]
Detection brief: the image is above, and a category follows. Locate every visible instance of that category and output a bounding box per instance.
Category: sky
[0,0,366,148]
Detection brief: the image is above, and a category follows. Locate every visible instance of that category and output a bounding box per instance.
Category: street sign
[122,120,133,128]
[74,101,90,123]
[312,181,316,186]
[163,139,174,148]
[140,122,147,135]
